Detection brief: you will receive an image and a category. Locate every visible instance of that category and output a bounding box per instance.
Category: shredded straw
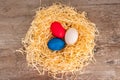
[22,4,97,79]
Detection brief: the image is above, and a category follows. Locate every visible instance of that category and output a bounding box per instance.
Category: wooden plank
[0,0,120,80]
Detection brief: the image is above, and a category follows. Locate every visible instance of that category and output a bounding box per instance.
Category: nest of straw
[22,4,97,79]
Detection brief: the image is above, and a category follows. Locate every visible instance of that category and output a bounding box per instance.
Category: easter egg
[65,28,78,45]
[47,38,65,51]
[50,21,66,38]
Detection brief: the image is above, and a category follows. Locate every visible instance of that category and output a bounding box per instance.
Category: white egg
[65,28,78,45]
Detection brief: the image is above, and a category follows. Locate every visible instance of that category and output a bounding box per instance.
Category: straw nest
[22,4,97,79]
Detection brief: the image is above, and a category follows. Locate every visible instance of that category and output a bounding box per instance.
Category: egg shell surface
[50,21,66,38]
[47,38,65,51]
[65,28,78,45]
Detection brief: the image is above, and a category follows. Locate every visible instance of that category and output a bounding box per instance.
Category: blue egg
[47,38,65,51]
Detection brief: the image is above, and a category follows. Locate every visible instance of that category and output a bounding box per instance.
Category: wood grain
[0,0,120,80]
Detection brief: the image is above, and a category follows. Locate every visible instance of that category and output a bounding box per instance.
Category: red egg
[50,21,66,38]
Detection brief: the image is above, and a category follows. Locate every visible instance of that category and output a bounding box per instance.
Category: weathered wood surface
[0,0,120,80]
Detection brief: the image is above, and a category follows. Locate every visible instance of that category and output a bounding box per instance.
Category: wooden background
[0,0,120,80]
